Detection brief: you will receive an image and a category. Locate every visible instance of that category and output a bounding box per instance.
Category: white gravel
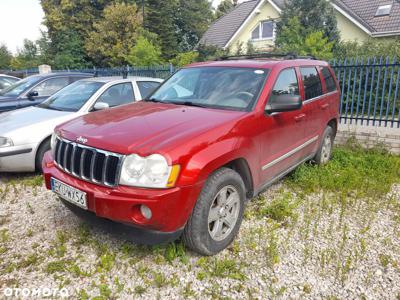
[0,176,399,299]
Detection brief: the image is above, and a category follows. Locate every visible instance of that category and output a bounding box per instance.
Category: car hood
[58,102,245,155]
[0,106,75,143]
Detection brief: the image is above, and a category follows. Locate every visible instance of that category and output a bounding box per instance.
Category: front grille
[54,138,123,187]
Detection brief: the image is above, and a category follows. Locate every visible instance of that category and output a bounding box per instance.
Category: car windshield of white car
[148,67,269,111]
[38,81,105,112]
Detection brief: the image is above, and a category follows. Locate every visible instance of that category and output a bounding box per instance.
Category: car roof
[26,72,93,79]
[0,74,19,79]
[81,76,164,83]
[187,59,330,69]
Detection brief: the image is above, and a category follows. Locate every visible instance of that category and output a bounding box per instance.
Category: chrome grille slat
[90,151,97,181]
[102,155,110,185]
[80,149,87,178]
[54,138,122,187]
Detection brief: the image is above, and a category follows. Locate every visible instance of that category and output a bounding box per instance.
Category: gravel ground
[0,174,399,299]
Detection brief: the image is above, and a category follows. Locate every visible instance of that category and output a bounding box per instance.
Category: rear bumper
[42,151,203,233]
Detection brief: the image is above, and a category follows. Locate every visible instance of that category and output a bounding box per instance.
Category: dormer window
[251,21,275,40]
[375,4,392,16]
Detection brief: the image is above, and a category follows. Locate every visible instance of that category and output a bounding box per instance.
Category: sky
[0,0,226,54]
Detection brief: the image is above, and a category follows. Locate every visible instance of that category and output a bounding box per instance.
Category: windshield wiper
[167,101,208,108]
[144,97,165,103]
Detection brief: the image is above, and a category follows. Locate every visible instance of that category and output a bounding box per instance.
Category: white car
[0,76,163,172]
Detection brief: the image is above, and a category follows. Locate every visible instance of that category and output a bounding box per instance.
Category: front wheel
[314,126,334,165]
[182,168,246,256]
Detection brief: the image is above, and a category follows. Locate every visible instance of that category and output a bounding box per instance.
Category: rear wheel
[35,139,50,172]
[314,126,334,165]
[182,168,245,255]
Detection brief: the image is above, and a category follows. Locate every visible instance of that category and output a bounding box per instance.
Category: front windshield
[149,67,269,111]
[0,76,40,97]
[37,81,104,112]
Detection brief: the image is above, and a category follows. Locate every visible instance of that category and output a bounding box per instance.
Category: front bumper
[0,144,36,172]
[42,151,203,234]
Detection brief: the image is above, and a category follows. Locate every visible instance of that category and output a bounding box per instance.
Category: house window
[251,21,274,40]
[375,4,392,16]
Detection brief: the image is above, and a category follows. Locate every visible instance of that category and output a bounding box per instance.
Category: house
[200,0,400,53]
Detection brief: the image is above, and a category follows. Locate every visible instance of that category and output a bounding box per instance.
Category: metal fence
[331,57,400,128]
[1,65,175,80]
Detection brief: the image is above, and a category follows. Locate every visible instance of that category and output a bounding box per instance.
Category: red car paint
[43,59,340,235]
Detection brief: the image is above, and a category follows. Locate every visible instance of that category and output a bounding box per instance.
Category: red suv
[43,55,340,255]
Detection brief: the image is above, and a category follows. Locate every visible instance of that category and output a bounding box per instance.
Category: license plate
[51,177,87,210]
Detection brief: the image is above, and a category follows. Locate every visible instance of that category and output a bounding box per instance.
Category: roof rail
[215,52,316,61]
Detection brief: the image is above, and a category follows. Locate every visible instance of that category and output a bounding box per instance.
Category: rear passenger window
[269,68,299,104]
[300,67,323,100]
[137,81,161,99]
[97,83,135,107]
[321,67,337,93]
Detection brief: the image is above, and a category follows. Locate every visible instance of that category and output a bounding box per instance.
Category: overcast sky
[0,0,227,54]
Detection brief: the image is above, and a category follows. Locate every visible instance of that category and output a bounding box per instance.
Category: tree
[276,17,334,59]
[12,39,39,69]
[176,0,214,52]
[335,38,400,59]
[276,0,340,50]
[127,35,163,66]
[215,0,234,19]
[40,0,111,67]
[0,44,12,69]
[85,2,142,66]
[146,0,213,58]
[145,0,179,60]
[170,51,199,67]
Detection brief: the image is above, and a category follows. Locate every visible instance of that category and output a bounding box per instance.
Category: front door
[18,77,70,109]
[258,67,307,185]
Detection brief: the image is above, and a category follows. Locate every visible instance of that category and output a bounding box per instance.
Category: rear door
[259,67,308,184]
[92,82,135,109]
[299,66,325,156]
[136,81,162,100]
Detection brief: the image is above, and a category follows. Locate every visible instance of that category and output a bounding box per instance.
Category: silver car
[0,76,163,172]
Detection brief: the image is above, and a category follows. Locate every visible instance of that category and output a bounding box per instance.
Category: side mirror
[93,102,110,111]
[27,90,39,100]
[265,95,302,114]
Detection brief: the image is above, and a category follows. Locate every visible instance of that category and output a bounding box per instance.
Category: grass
[287,143,400,198]
[0,143,399,298]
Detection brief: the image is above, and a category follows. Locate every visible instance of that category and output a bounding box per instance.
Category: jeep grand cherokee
[42,54,340,255]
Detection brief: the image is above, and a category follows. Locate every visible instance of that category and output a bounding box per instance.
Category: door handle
[294,114,306,122]
[321,103,330,110]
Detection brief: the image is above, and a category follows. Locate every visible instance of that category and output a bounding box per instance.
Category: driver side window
[268,68,299,105]
[32,77,70,97]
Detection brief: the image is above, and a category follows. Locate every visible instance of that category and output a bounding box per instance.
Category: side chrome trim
[0,148,32,157]
[262,135,319,171]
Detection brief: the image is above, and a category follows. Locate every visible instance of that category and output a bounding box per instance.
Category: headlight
[50,133,58,156]
[0,137,13,148]
[119,154,180,188]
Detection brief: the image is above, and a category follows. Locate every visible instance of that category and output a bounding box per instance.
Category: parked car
[0,72,92,113]
[0,76,163,172]
[43,55,340,255]
[0,75,20,92]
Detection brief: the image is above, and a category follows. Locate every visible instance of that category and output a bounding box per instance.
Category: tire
[314,126,334,165]
[182,167,246,256]
[35,139,51,172]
